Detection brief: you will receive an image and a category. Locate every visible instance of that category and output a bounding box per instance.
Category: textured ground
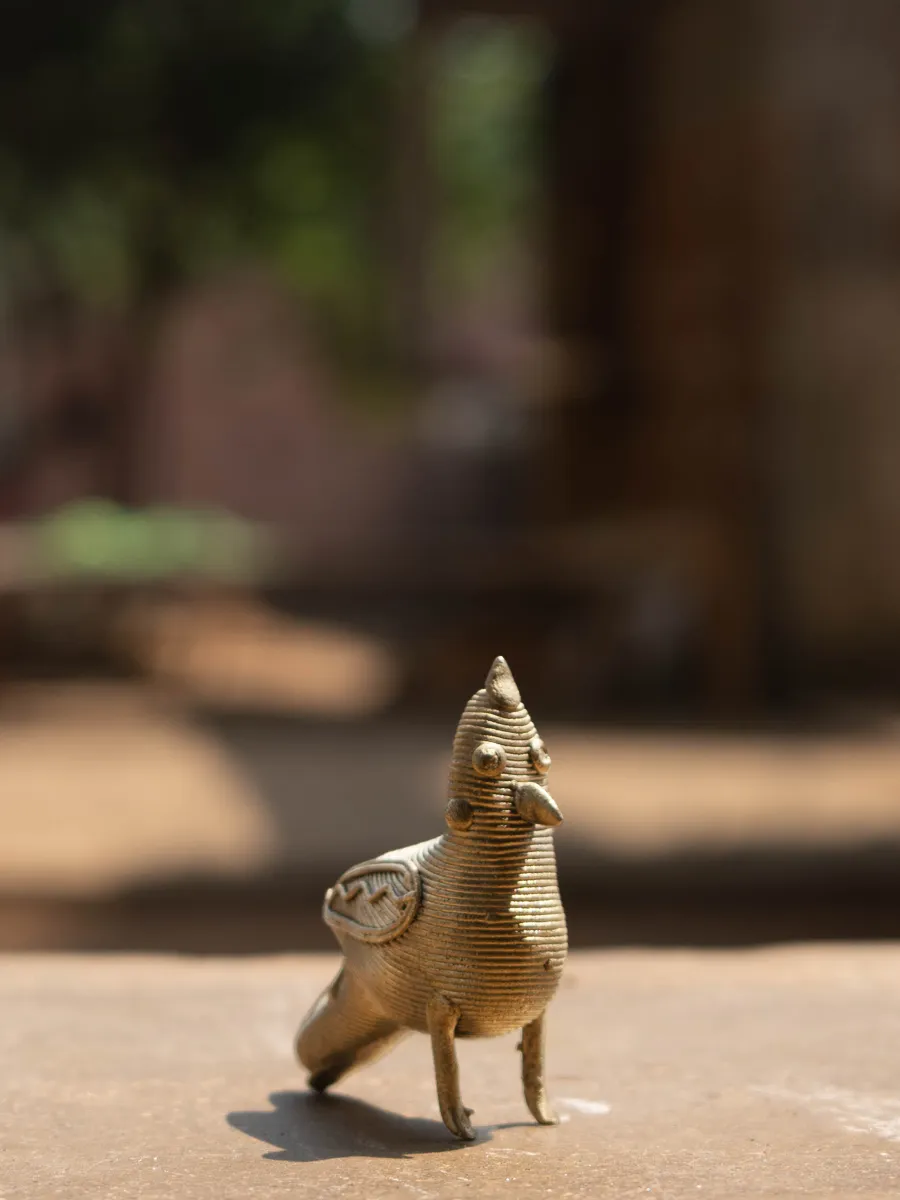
[2,947,899,1198]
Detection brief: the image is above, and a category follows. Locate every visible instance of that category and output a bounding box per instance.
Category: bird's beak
[513,781,563,827]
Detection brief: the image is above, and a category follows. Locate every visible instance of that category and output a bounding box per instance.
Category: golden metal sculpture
[295,656,567,1140]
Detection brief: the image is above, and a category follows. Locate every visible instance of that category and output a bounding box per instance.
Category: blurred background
[3,0,900,952]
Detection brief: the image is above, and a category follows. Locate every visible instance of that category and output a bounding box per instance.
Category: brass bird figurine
[295,656,567,1140]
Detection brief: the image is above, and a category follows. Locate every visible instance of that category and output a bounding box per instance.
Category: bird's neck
[439,813,554,878]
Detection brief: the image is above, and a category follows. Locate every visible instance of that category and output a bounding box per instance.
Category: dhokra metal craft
[295,657,567,1140]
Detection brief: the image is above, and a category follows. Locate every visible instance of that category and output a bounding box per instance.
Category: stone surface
[2,947,900,1197]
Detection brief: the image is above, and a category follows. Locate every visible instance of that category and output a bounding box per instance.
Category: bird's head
[444,656,562,833]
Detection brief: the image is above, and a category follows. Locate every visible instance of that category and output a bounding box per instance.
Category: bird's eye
[529,736,551,774]
[472,741,506,777]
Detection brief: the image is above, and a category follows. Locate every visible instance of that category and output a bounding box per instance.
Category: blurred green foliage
[434,19,549,293]
[36,499,267,581]
[0,1,393,323]
[0,2,547,361]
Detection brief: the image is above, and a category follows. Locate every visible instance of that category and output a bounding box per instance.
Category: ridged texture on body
[357,821,565,1036]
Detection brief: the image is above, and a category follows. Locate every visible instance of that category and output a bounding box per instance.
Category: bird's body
[296,657,567,1139]
[334,822,565,1038]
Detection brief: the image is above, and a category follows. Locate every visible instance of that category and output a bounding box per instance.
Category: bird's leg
[520,1010,559,1125]
[427,994,475,1140]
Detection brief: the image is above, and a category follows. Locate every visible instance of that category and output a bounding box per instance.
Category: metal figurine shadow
[226,1090,480,1161]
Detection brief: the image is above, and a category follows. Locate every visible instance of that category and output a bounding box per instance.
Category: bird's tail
[295,965,406,1091]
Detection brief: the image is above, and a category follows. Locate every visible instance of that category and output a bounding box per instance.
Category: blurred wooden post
[540,0,770,710]
[541,5,645,523]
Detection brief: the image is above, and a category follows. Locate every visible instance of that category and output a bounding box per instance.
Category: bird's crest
[485,655,521,711]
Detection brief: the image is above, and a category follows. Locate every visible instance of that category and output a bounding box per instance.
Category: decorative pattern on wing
[323,859,420,944]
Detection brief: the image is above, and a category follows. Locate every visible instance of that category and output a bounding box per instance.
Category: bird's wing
[323,857,421,945]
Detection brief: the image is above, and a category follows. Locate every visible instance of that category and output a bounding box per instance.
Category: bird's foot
[440,1099,476,1141]
[524,1088,558,1126]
